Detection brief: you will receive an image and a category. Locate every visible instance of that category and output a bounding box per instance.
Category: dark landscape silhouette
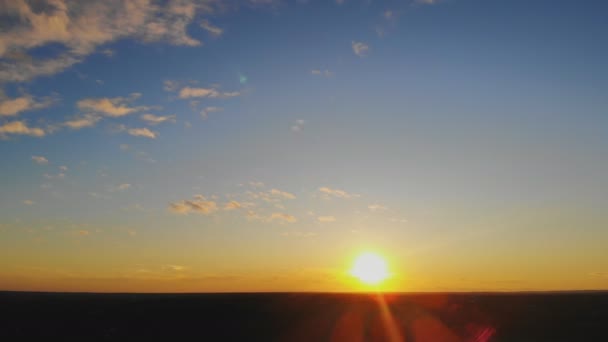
[2,291,607,341]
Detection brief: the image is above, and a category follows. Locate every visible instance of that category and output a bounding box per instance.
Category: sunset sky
[1,0,607,293]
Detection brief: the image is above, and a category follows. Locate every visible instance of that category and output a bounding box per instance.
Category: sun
[350,252,390,286]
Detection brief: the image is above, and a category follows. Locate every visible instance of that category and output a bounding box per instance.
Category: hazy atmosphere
[1,0,607,293]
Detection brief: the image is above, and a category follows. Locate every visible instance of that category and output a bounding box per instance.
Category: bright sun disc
[350,252,389,286]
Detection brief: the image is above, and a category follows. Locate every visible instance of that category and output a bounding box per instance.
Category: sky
[0,0,607,293]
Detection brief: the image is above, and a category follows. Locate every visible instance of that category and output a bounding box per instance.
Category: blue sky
[0,0,607,292]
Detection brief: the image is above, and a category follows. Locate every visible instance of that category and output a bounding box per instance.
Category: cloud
[23,200,34,205]
[224,201,242,210]
[281,231,317,238]
[178,86,240,99]
[63,114,101,129]
[368,204,388,212]
[318,186,360,199]
[249,181,265,188]
[200,19,223,37]
[141,113,176,125]
[269,212,297,223]
[31,155,49,164]
[117,183,131,191]
[100,48,115,57]
[352,41,369,57]
[163,80,180,92]
[291,119,305,132]
[317,216,336,223]
[77,94,146,117]
[0,0,214,83]
[59,165,68,171]
[270,188,296,200]
[589,272,608,279]
[416,0,440,4]
[169,195,218,215]
[200,106,223,119]
[0,94,56,116]
[128,127,157,139]
[0,121,45,137]
[311,69,334,77]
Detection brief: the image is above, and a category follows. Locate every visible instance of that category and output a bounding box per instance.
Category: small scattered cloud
[224,201,242,210]
[269,212,297,223]
[270,188,296,200]
[200,19,223,37]
[117,183,131,191]
[77,93,147,117]
[368,204,388,212]
[416,0,440,5]
[589,272,608,279]
[164,80,180,92]
[249,181,265,188]
[291,119,305,132]
[23,200,34,205]
[63,114,101,129]
[0,121,45,138]
[141,113,176,125]
[59,166,68,172]
[100,49,115,57]
[32,155,49,164]
[178,86,240,99]
[311,69,334,77]
[0,94,56,117]
[281,231,317,238]
[169,195,218,215]
[352,41,370,57]
[318,186,360,199]
[201,106,223,119]
[317,216,336,223]
[128,127,157,139]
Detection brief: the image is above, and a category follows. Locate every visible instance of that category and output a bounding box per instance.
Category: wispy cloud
[178,86,240,99]
[128,127,157,139]
[23,200,34,205]
[317,216,336,223]
[269,212,297,223]
[352,41,370,57]
[141,113,176,125]
[115,183,131,191]
[368,204,388,212]
[269,188,296,200]
[311,69,334,77]
[169,195,218,215]
[31,155,49,164]
[318,186,360,199]
[77,93,147,117]
[416,0,440,5]
[201,106,223,119]
[0,121,45,138]
[63,114,101,130]
[224,201,243,210]
[200,19,223,37]
[291,119,305,132]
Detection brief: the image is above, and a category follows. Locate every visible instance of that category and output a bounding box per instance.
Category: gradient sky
[1,0,607,292]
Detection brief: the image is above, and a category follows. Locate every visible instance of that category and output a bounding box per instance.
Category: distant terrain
[1,292,607,341]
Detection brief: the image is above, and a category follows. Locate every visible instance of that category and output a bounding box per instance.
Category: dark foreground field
[1,291,607,341]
